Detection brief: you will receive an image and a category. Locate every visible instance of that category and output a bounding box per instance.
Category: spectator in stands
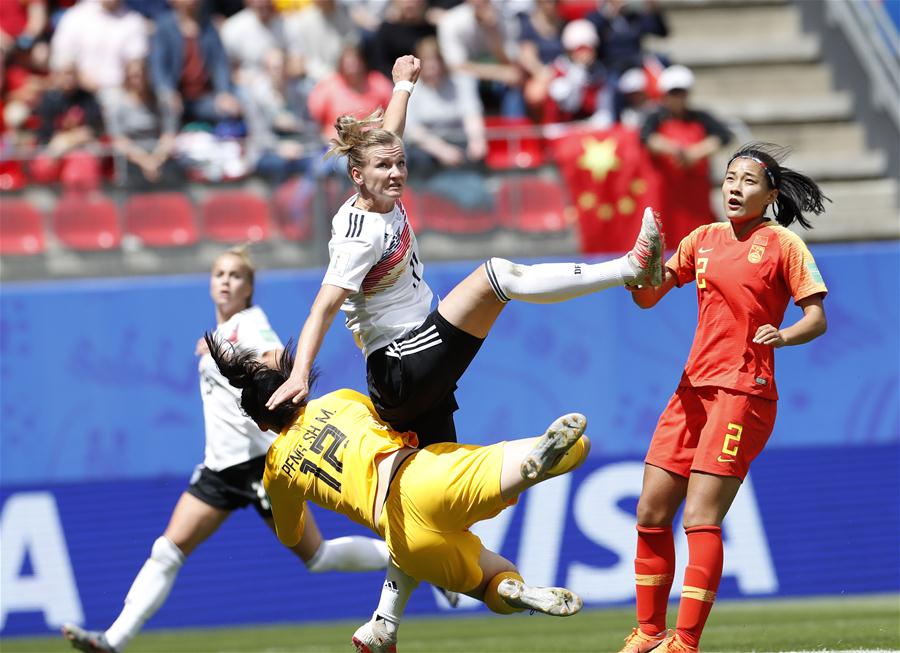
[61,246,392,653]
[641,64,733,243]
[149,0,241,127]
[0,0,47,62]
[221,0,289,84]
[122,0,169,20]
[307,44,393,143]
[207,0,245,21]
[369,0,436,80]
[1,0,49,141]
[539,19,610,125]
[585,0,668,75]
[49,0,148,113]
[406,37,485,173]
[30,61,103,186]
[436,0,524,115]
[345,0,387,35]
[517,0,565,73]
[405,36,490,209]
[616,67,655,129]
[284,0,361,83]
[107,59,183,189]
[242,48,316,183]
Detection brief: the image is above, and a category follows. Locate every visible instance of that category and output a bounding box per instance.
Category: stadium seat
[0,198,46,255]
[414,191,496,234]
[200,191,272,243]
[496,176,569,233]
[272,177,314,242]
[52,192,121,250]
[484,116,546,170]
[395,190,424,232]
[123,192,198,247]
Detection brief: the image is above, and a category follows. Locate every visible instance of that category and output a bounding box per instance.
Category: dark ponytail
[204,333,317,433]
[728,142,830,230]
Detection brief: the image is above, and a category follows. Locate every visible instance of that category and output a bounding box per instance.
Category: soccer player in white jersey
[265,55,667,652]
[62,247,390,653]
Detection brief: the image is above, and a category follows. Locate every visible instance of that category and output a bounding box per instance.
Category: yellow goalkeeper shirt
[264,389,418,547]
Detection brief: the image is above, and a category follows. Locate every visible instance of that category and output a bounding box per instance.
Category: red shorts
[645,385,777,480]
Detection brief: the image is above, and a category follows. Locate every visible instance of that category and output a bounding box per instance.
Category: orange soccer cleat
[617,626,669,653]
[655,632,700,652]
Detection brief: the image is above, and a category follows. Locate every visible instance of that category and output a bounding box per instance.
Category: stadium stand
[200,190,273,243]
[0,0,897,282]
[51,192,121,251]
[496,175,570,232]
[123,192,198,248]
[646,0,899,241]
[0,197,45,255]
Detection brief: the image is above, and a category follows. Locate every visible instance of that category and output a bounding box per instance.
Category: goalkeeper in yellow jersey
[206,334,590,651]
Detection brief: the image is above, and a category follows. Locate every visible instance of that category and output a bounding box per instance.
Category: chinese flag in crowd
[550,125,661,254]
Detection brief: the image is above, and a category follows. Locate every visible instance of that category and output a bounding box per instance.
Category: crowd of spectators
[0,0,732,207]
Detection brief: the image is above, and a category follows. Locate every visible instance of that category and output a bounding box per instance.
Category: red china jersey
[666,221,827,399]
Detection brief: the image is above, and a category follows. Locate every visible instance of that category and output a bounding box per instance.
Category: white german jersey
[198,306,283,471]
[322,196,434,356]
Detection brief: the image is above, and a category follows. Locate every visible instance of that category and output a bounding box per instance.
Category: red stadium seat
[201,191,272,243]
[415,191,496,234]
[272,178,314,242]
[0,198,46,255]
[497,176,569,233]
[52,192,121,250]
[123,192,198,247]
[395,190,425,232]
[484,116,546,170]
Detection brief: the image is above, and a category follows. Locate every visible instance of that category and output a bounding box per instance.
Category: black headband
[731,154,777,188]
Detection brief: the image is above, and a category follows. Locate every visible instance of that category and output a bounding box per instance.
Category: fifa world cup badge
[748,244,765,264]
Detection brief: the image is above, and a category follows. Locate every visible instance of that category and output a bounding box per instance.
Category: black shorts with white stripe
[186,455,272,518]
[366,309,484,447]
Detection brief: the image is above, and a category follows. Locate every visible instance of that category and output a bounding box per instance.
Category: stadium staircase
[648,0,899,242]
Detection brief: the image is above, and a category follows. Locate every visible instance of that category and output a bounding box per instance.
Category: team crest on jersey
[748,244,766,264]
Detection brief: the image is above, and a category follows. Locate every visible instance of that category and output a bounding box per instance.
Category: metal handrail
[825,0,900,130]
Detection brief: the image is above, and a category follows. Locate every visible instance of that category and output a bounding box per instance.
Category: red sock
[634,525,675,636]
[676,525,723,647]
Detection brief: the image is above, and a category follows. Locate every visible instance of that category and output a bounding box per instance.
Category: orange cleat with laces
[617,626,669,653]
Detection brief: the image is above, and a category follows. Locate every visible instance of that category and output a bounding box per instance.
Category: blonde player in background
[62,247,391,653]
[207,333,590,653]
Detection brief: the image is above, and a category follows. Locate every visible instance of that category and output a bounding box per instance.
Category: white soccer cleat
[61,624,119,653]
[520,413,587,481]
[351,618,397,653]
[497,578,583,617]
[627,207,665,288]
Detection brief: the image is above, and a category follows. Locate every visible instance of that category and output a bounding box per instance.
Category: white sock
[306,536,389,572]
[484,256,636,304]
[104,536,185,651]
[372,560,418,636]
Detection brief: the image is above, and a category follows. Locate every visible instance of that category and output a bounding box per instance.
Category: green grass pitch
[3,595,897,652]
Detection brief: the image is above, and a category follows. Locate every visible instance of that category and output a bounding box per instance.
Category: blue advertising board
[1,242,898,635]
[2,445,898,636]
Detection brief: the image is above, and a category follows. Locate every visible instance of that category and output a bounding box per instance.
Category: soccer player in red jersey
[618,143,830,653]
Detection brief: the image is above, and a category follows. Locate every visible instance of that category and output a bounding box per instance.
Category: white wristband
[393,80,415,94]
